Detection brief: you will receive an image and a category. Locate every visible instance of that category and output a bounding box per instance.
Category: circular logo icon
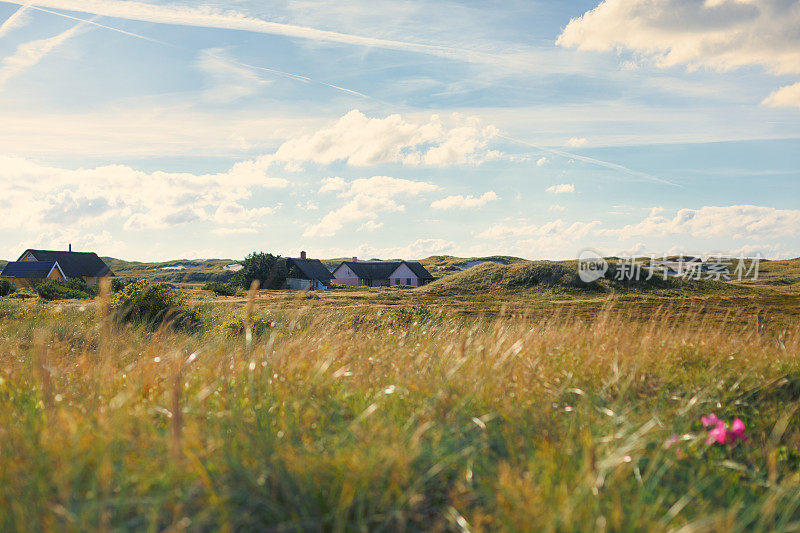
[578,248,608,283]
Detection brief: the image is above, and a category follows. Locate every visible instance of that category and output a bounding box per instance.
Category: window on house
[406,278,411,285]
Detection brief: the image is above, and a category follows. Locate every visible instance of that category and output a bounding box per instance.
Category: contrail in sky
[25,4,168,45]
[17,4,373,100]
[497,134,679,187]
[239,61,377,101]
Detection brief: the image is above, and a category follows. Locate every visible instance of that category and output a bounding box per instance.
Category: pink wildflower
[702,415,748,445]
[706,421,728,445]
[701,414,721,427]
[729,418,748,443]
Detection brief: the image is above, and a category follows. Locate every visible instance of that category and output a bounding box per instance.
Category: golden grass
[0,295,799,531]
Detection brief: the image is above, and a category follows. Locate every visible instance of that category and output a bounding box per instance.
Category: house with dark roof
[1,247,114,288]
[0,261,66,288]
[285,251,334,290]
[332,258,434,287]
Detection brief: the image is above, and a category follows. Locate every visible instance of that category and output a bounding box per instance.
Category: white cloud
[469,205,800,260]
[0,154,287,232]
[557,0,800,102]
[297,200,319,211]
[319,176,349,193]
[603,205,800,241]
[430,190,499,210]
[565,137,587,147]
[536,157,549,166]
[475,219,601,259]
[344,175,438,198]
[477,219,600,240]
[351,238,455,259]
[557,0,800,75]
[211,227,259,236]
[548,204,566,212]
[11,228,127,259]
[546,183,575,194]
[213,202,276,225]
[303,175,438,237]
[763,82,800,110]
[724,243,791,260]
[271,110,500,168]
[0,22,85,88]
[358,220,384,232]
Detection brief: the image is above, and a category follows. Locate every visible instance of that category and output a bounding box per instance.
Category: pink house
[332,258,434,287]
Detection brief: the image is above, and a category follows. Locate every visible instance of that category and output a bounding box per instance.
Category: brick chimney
[300,251,307,260]
[352,256,357,262]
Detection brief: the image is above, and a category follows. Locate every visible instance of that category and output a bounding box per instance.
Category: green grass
[0,288,799,531]
[423,260,748,298]
[103,257,240,283]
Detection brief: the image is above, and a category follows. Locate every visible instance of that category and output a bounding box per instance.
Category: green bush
[0,279,13,297]
[111,279,199,330]
[203,281,238,296]
[35,279,97,301]
[234,252,287,289]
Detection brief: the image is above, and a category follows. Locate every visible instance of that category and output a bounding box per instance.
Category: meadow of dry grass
[1,285,799,531]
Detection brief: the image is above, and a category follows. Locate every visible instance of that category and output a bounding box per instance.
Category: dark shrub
[203,281,238,296]
[35,280,96,300]
[0,279,13,297]
[235,252,287,289]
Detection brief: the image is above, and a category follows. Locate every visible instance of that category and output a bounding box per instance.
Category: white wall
[333,264,360,282]
[389,263,420,286]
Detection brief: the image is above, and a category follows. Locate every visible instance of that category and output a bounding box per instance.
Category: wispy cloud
[0,22,86,89]
[431,190,498,210]
[0,0,33,37]
[4,0,512,65]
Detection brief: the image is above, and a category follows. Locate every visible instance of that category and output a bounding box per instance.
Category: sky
[0,0,799,262]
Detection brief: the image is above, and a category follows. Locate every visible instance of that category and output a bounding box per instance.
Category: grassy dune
[1,290,799,531]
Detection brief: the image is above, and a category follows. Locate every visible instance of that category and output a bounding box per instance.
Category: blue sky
[0,0,798,261]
